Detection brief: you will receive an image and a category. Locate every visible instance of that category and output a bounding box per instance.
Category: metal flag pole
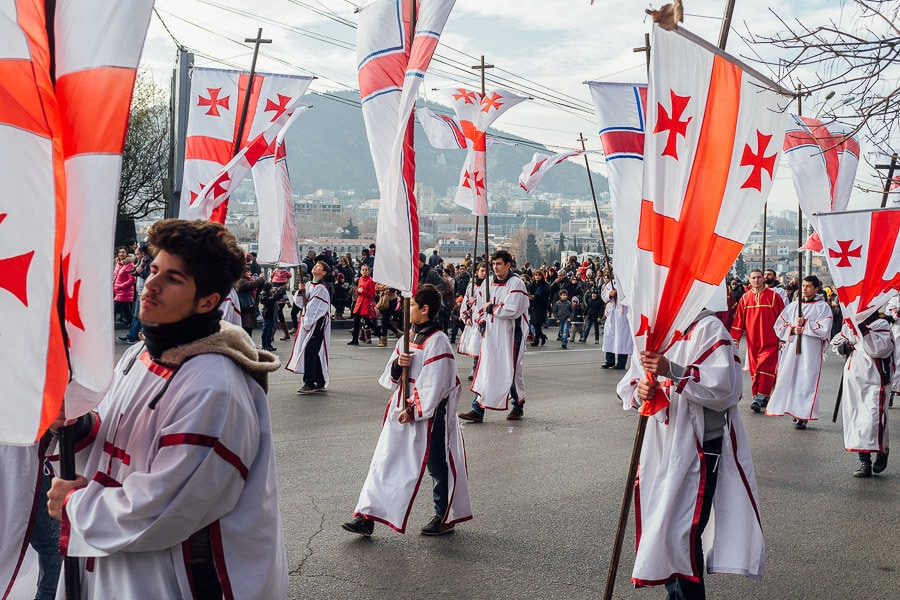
[401,2,418,409]
[472,55,494,301]
[795,83,805,355]
[577,133,612,272]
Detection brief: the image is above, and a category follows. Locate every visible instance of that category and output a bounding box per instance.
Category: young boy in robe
[342,285,472,536]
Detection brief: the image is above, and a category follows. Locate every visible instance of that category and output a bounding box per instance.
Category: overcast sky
[141,0,892,214]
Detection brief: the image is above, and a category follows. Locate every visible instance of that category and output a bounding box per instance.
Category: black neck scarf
[142,310,222,360]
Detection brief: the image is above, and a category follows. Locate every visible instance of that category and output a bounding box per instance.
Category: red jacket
[113,260,135,302]
[353,275,377,318]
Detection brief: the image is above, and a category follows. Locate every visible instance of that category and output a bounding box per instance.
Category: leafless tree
[118,70,169,219]
[743,0,898,156]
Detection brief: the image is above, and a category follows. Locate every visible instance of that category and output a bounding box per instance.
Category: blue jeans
[582,317,600,341]
[261,318,275,348]
[558,320,570,345]
[32,463,62,600]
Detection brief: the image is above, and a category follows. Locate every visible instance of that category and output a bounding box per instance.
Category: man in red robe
[731,269,785,412]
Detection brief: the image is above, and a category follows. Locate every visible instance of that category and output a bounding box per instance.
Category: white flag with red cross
[444,87,526,215]
[416,106,468,149]
[180,67,312,223]
[518,150,592,194]
[630,25,787,414]
[782,115,860,252]
[358,0,456,296]
[818,208,900,334]
[0,0,154,443]
[586,81,647,302]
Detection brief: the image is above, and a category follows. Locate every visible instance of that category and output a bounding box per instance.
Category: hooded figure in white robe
[617,312,765,591]
[602,280,634,356]
[285,278,332,389]
[457,275,486,358]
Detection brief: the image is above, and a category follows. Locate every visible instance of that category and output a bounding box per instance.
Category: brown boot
[378,336,388,347]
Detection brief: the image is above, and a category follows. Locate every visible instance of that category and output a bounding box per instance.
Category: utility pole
[876,153,898,208]
[233,28,272,153]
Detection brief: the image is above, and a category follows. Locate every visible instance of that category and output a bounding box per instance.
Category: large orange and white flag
[358,0,455,296]
[0,0,153,443]
[630,25,787,407]
[818,208,900,334]
[444,87,526,215]
[180,67,312,223]
[783,116,860,251]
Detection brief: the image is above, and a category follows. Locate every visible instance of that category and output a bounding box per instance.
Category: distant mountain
[284,90,607,200]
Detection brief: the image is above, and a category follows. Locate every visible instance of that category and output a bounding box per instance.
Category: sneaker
[873,449,889,473]
[117,336,137,344]
[750,396,763,413]
[853,461,872,478]
[420,515,454,536]
[507,407,524,420]
[613,364,626,370]
[341,515,374,536]
[296,385,320,394]
[595,340,600,345]
[600,363,614,369]
[347,340,359,346]
[795,419,808,430]
[467,373,474,381]
[561,344,567,349]
[458,410,483,423]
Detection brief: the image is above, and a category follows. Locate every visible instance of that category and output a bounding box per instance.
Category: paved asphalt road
[258,328,898,600]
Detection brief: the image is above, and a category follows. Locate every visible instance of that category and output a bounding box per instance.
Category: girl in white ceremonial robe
[342,285,472,536]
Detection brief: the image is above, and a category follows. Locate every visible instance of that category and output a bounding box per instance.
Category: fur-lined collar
[152,321,279,393]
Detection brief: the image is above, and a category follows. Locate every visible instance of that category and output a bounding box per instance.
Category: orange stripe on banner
[0,60,51,136]
[56,67,137,157]
[14,0,69,440]
[184,135,234,164]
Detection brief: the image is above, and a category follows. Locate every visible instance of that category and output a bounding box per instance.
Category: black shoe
[601,363,613,369]
[541,335,547,346]
[561,344,567,349]
[420,515,454,536]
[530,341,539,347]
[873,449,889,473]
[795,419,808,430]
[347,340,359,345]
[467,373,474,381]
[613,364,626,370]
[117,336,137,344]
[263,346,277,352]
[854,461,872,478]
[507,407,524,420]
[341,515,374,536]
[750,396,763,413]
[297,385,320,395]
[458,410,483,423]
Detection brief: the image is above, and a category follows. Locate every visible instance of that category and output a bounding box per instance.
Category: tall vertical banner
[587,82,647,303]
[444,87,526,215]
[818,208,900,333]
[357,0,456,295]
[179,67,312,223]
[0,0,154,444]
[630,25,786,409]
[782,115,860,251]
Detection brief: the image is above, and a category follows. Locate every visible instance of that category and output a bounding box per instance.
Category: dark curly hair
[145,219,245,301]
[414,284,443,321]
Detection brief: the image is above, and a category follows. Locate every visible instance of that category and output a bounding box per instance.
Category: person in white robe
[617,311,765,596]
[460,251,530,422]
[286,261,332,394]
[457,263,487,360]
[342,285,471,537]
[218,286,243,327]
[831,312,893,477]
[602,276,633,369]
[47,219,286,600]
[766,276,833,428]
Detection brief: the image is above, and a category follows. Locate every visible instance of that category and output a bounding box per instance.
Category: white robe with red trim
[601,282,634,356]
[617,315,765,586]
[471,275,529,410]
[885,297,900,393]
[0,443,41,598]
[831,320,893,452]
[219,288,243,327]
[56,343,287,600]
[353,330,471,532]
[766,299,832,420]
[285,281,332,385]
[457,279,486,357]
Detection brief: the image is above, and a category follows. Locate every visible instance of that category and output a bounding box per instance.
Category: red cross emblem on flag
[653,90,692,160]
[198,88,230,117]
[740,131,777,191]
[828,240,863,267]
[264,94,292,121]
[0,214,34,307]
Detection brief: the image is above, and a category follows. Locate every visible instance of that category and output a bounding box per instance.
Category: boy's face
[140,250,219,325]
[312,263,326,280]
[409,298,429,324]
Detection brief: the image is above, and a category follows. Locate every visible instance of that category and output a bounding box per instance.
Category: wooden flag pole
[472,55,494,301]
[876,153,898,208]
[233,28,271,155]
[795,84,805,354]
[400,0,418,409]
[469,216,480,295]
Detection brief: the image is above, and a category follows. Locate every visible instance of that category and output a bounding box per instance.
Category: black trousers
[303,317,326,387]
[664,436,723,600]
[426,401,449,517]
